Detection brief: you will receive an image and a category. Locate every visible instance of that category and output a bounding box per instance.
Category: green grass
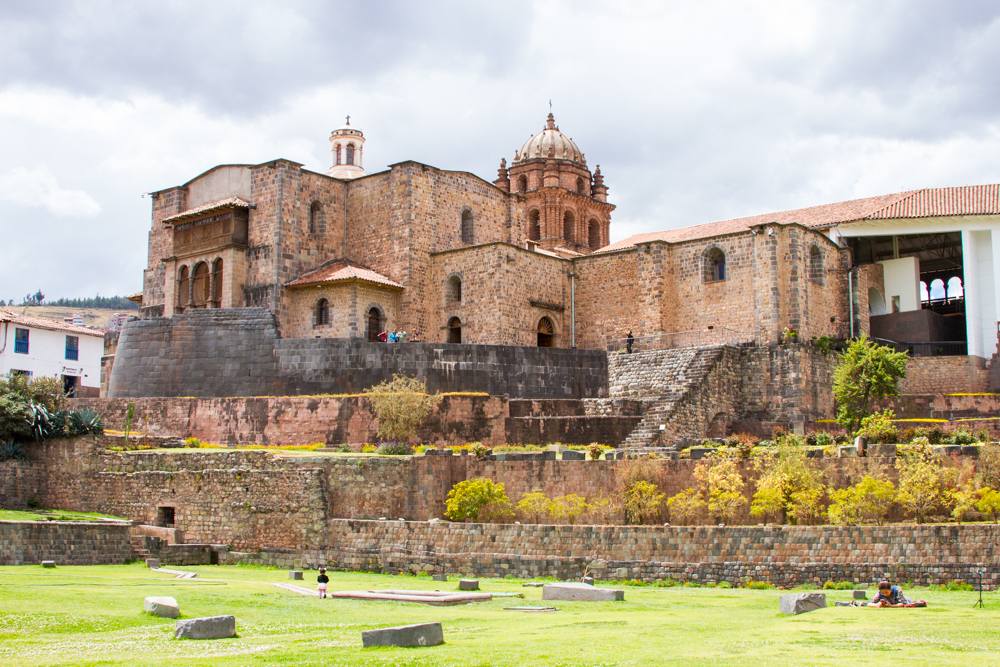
[0,509,127,522]
[0,564,998,665]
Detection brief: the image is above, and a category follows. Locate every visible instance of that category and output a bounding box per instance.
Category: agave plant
[67,409,105,436]
[0,440,29,462]
[26,402,56,442]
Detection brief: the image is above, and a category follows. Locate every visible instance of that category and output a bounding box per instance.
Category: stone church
[135,113,1000,361]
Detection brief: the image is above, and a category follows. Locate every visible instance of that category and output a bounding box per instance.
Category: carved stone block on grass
[144,596,179,619]
[853,590,868,600]
[174,615,236,639]
[289,571,303,580]
[458,579,479,591]
[145,558,160,569]
[543,582,624,602]
[362,622,444,648]
[779,593,826,615]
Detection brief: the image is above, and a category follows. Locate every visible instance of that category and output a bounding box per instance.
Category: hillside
[4,306,131,330]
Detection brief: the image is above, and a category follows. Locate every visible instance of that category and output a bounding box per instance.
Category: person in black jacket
[317,568,329,599]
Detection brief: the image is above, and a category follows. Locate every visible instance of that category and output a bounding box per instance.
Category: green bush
[445,478,512,522]
[0,393,32,442]
[806,431,835,448]
[744,580,774,590]
[364,374,443,442]
[949,428,976,446]
[376,441,413,456]
[856,410,899,444]
[651,578,678,588]
[822,581,856,590]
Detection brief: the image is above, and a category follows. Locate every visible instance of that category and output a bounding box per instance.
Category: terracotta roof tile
[598,184,1000,253]
[163,197,252,224]
[0,309,104,337]
[285,260,403,289]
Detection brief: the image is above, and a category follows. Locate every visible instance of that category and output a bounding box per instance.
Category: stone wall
[0,461,45,509]
[898,355,989,394]
[220,519,1000,587]
[108,308,608,399]
[71,395,508,447]
[0,521,133,565]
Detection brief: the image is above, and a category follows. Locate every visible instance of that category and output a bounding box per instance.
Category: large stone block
[542,582,624,601]
[779,593,826,615]
[361,622,444,648]
[144,596,179,619]
[174,615,236,639]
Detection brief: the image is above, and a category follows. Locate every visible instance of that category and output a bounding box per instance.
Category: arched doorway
[868,287,887,315]
[528,209,540,241]
[537,317,554,347]
[211,258,223,305]
[367,308,382,342]
[448,317,462,344]
[177,266,190,310]
[707,412,728,438]
[588,219,600,248]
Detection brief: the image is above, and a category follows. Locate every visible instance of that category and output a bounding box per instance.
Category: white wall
[0,323,102,388]
[877,256,920,313]
[962,230,998,359]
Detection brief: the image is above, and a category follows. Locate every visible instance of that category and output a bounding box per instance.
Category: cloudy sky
[2,0,999,302]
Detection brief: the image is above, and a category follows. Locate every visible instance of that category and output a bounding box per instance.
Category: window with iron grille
[65,335,79,361]
[14,328,28,354]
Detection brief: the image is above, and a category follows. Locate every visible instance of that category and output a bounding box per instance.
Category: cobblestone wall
[898,355,989,394]
[220,519,1000,587]
[0,521,133,565]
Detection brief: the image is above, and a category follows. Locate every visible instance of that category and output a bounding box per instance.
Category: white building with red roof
[0,309,104,396]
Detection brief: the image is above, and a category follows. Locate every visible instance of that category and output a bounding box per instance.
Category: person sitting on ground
[868,580,915,607]
[317,568,329,599]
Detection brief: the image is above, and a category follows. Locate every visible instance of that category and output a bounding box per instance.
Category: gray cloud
[2,0,1000,301]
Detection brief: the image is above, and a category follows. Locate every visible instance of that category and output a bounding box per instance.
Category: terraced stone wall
[0,521,132,566]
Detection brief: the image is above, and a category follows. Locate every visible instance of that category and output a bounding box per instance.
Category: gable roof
[598,184,1000,253]
[0,309,104,337]
[285,259,403,290]
[163,197,252,225]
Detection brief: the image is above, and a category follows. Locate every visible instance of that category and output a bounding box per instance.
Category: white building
[0,309,104,396]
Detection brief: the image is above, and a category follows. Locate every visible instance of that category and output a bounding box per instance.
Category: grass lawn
[0,509,127,522]
[0,564,997,666]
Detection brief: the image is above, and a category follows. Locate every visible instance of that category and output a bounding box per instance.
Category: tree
[364,374,443,442]
[587,489,622,525]
[624,481,665,525]
[695,459,747,524]
[750,443,827,524]
[445,478,511,522]
[976,489,1000,523]
[833,335,908,432]
[827,475,895,525]
[516,490,552,524]
[550,494,589,525]
[666,488,705,525]
[950,479,981,525]
[895,456,944,524]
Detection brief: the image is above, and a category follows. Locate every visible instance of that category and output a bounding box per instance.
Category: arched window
[576,176,585,194]
[704,248,726,282]
[517,175,527,192]
[346,143,355,165]
[335,144,342,166]
[447,276,462,303]
[192,262,210,307]
[920,281,929,302]
[211,258,223,304]
[947,277,964,299]
[177,266,190,309]
[537,317,554,347]
[316,298,330,326]
[930,279,946,300]
[309,201,321,234]
[563,210,575,244]
[528,209,541,241]
[461,209,474,245]
[448,317,462,344]
[367,307,382,342]
[809,245,823,284]
[588,219,601,248]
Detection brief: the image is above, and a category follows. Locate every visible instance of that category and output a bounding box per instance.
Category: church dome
[514,113,586,165]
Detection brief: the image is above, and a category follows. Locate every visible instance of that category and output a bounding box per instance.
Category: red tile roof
[598,184,1000,253]
[285,260,403,289]
[0,309,104,337]
[163,197,252,224]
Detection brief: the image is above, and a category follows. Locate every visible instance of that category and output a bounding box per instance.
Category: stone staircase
[130,534,153,560]
[614,346,728,449]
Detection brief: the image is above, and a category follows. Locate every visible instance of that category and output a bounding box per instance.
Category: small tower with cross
[326,116,367,180]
